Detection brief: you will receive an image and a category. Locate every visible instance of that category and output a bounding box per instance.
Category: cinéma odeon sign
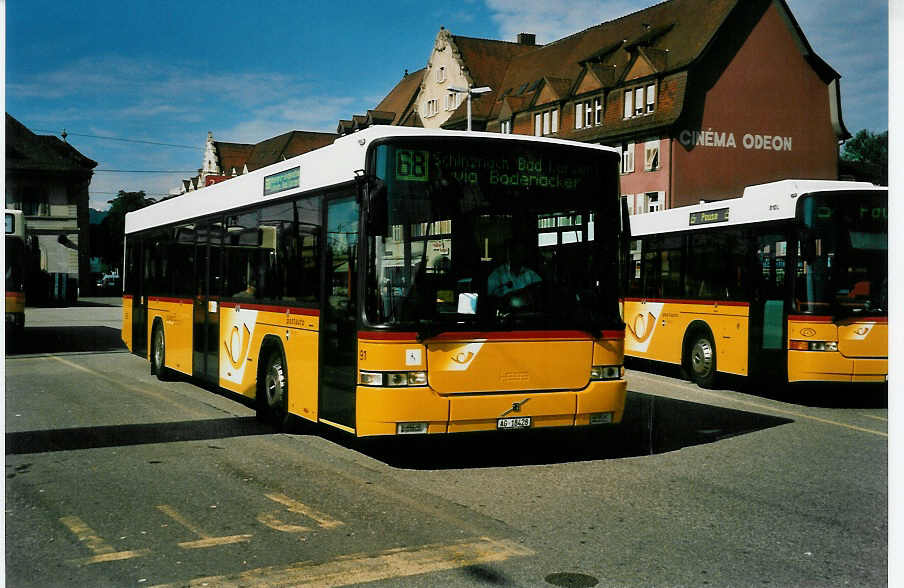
[678,129,793,152]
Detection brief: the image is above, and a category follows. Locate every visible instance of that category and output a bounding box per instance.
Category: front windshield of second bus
[364,138,621,337]
[795,190,888,316]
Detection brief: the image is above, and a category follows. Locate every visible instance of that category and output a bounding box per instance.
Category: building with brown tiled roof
[369,0,850,211]
[5,113,98,304]
[183,129,339,193]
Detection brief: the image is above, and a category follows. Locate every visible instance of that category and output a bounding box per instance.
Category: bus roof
[125,126,619,235]
[629,179,885,237]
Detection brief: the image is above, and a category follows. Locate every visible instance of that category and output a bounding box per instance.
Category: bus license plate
[497,417,531,430]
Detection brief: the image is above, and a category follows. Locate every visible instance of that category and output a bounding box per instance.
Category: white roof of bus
[629,179,885,236]
[125,126,619,235]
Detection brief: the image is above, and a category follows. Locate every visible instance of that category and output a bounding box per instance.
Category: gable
[624,53,656,83]
[574,68,604,96]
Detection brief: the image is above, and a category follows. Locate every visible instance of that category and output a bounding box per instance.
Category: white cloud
[484,0,640,44]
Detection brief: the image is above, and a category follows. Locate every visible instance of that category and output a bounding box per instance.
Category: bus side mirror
[357,174,387,236]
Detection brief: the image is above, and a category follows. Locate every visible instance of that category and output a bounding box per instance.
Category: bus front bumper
[788,351,887,383]
[355,380,626,437]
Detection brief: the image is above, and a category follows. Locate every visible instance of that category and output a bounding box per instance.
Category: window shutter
[624,90,632,119]
[575,103,583,129]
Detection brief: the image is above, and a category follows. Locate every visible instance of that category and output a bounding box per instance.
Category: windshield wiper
[416,318,449,342]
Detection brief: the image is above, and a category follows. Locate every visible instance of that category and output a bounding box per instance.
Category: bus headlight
[590,365,624,381]
[789,340,838,352]
[360,370,428,387]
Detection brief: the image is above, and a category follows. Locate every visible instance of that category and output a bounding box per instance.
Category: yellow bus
[624,179,887,387]
[123,127,628,436]
[5,209,27,336]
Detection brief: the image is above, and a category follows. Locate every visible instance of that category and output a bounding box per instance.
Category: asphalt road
[4,300,888,587]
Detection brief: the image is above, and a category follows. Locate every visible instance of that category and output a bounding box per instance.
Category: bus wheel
[258,350,289,430]
[688,333,716,388]
[150,323,169,381]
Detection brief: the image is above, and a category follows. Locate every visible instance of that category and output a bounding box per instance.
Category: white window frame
[624,90,632,119]
[621,143,635,173]
[594,97,602,125]
[644,140,660,171]
[500,119,512,134]
[445,93,456,111]
[424,99,438,118]
[575,103,583,129]
[535,108,559,136]
[435,66,446,83]
[646,84,656,113]
[645,191,662,213]
[634,88,644,116]
[623,194,636,215]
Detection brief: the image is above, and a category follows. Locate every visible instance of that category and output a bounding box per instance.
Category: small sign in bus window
[395,149,429,181]
[5,213,14,234]
[689,208,729,226]
[263,167,300,196]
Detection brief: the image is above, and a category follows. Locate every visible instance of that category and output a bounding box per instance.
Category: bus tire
[150,321,170,381]
[686,330,717,388]
[258,347,290,430]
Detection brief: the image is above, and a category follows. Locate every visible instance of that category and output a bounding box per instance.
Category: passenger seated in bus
[487,240,542,306]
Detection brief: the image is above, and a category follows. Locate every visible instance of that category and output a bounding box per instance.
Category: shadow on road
[6,326,127,356]
[5,417,273,456]
[329,391,793,470]
[627,358,888,410]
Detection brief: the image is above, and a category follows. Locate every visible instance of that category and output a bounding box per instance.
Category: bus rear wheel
[258,350,290,430]
[687,332,717,388]
[150,323,169,381]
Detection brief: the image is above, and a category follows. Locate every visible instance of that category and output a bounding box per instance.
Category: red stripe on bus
[5,292,25,300]
[219,301,320,316]
[148,296,193,304]
[622,297,749,307]
[787,315,833,323]
[788,315,888,324]
[358,329,624,342]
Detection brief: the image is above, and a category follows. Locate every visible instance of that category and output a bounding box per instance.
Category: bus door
[127,239,148,357]
[319,195,359,428]
[193,222,222,383]
[748,231,788,379]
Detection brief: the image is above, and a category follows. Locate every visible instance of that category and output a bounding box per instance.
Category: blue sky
[5,0,888,211]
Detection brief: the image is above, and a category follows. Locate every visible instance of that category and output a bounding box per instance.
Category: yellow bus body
[787,316,887,383]
[624,299,750,376]
[126,295,626,435]
[624,298,888,383]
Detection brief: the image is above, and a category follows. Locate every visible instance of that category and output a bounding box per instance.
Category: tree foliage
[840,129,888,185]
[93,190,156,270]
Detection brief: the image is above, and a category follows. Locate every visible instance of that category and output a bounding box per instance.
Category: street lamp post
[447,85,492,131]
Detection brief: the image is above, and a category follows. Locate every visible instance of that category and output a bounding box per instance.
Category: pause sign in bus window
[396,150,429,181]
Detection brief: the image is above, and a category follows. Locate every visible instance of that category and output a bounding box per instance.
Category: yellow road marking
[256,511,311,533]
[862,414,888,422]
[60,515,150,566]
[156,505,252,549]
[150,536,533,588]
[264,492,344,529]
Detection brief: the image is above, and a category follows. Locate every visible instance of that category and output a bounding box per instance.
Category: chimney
[517,33,536,45]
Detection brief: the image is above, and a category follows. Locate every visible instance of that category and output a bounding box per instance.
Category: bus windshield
[364,139,621,337]
[795,190,888,316]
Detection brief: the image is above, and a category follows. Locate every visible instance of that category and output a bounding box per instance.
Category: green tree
[840,129,888,185]
[97,190,156,271]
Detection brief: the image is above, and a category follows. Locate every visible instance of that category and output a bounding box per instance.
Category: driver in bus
[488,240,542,300]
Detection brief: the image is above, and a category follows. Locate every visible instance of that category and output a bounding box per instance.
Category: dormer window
[575,97,603,129]
[624,83,657,119]
[534,108,559,136]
